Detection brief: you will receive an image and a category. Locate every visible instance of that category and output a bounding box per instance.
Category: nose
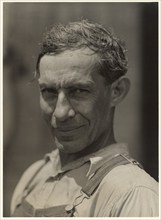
[53,91,75,122]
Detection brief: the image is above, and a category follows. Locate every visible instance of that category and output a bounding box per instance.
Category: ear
[110,77,130,107]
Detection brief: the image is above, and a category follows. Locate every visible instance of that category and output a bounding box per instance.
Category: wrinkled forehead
[38,48,101,87]
[38,70,95,88]
[39,48,99,70]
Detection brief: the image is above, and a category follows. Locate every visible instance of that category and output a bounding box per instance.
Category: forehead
[38,48,100,87]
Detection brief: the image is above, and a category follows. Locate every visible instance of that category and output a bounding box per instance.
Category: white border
[1,0,160,219]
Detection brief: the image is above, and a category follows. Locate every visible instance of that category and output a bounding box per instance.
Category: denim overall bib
[12,154,143,217]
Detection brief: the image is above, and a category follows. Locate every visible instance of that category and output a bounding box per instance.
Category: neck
[59,128,116,167]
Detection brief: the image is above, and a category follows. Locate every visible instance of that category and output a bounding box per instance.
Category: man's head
[37,20,130,155]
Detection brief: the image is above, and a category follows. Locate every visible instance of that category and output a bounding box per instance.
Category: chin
[55,137,88,154]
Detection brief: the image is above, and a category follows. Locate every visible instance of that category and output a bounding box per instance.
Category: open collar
[44,143,129,180]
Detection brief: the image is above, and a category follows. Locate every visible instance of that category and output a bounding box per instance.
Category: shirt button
[65,204,74,213]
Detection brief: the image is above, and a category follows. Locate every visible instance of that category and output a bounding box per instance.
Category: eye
[69,88,90,98]
[41,88,58,100]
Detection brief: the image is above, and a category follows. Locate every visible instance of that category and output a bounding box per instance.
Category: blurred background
[3,2,158,217]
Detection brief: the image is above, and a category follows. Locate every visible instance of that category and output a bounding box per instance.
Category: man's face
[38,48,114,154]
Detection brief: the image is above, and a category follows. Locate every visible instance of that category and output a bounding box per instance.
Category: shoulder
[101,163,158,192]
[10,159,45,215]
[10,149,60,215]
[95,164,159,217]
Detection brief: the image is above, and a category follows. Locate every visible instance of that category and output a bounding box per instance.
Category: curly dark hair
[36,19,128,84]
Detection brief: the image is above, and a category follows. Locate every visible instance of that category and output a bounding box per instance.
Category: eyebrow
[64,81,95,89]
[38,79,95,89]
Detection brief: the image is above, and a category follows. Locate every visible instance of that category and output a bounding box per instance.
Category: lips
[54,124,87,142]
[56,125,85,132]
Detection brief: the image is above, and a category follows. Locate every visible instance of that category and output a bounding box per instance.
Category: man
[11,20,158,217]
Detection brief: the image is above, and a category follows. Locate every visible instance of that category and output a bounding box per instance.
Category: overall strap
[82,154,143,197]
[11,159,49,216]
[22,160,48,199]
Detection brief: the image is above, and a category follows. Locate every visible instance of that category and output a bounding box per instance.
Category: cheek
[72,94,99,114]
[91,94,111,125]
[72,100,95,117]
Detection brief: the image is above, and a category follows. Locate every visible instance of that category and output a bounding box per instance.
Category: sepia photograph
[2,1,159,218]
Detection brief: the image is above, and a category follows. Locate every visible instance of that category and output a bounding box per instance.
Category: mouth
[56,125,85,132]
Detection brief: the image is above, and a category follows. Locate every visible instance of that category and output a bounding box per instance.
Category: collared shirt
[11,143,159,217]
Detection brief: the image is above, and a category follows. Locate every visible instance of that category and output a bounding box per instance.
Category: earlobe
[110,77,130,107]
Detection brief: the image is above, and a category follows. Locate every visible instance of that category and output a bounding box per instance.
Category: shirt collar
[44,143,129,179]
